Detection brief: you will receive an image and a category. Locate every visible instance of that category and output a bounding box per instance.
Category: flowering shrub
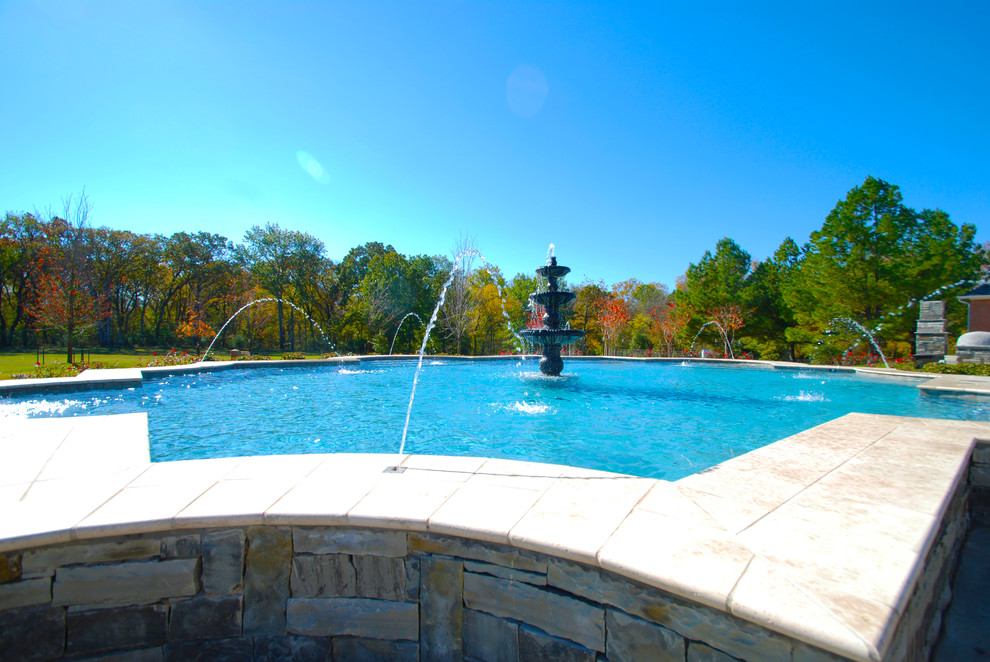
[13,360,117,379]
[281,352,306,360]
[829,352,883,367]
[141,350,198,367]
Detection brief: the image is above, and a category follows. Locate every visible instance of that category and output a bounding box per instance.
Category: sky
[2,1,988,289]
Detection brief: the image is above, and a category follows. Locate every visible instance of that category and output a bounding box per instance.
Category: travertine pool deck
[2,360,990,660]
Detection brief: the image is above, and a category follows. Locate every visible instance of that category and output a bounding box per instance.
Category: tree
[650,302,692,356]
[90,227,149,346]
[573,280,609,354]
[783,177,983,356]
[682,238,751,314]
[147,232,232,345]
[439,234,478,355]
[599,297,629,356]
[0,212,44,347]
[175,311,214,352]
[242,223,325,350]
[359,249,412,352]
[504,272,540,332]
[26,193,108,363]
[468,266,512,355]
[742,237,799,360]
[707,305,744,357]
[302,257,345,350]
[785,177,916,328]
[681,237,751,352]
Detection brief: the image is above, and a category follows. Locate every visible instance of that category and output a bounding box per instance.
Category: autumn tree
[176,312,215,352]
[469,267,513,355]
[573,280,609,354]
[650,302,692,356]
[707,305,744,357]
[27,193,108,363]
[599,297,629,356]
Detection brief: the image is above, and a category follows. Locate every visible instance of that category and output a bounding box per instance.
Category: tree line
[1,177,984,364]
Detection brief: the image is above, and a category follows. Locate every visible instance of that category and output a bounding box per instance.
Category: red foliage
[598,298,629,356]
[526,304,546,329]
[650,302,692,357]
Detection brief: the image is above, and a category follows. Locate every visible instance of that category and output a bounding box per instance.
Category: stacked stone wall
[0,525,857,662]
[883,473,969,662]
[0,518,973,662]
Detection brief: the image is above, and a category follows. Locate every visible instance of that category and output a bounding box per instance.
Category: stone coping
[2,409,990,661]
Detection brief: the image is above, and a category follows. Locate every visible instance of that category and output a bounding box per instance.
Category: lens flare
[296,150,330,184]
[507,65,549,118]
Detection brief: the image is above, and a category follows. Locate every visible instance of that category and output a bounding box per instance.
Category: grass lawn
[0,348,326,380]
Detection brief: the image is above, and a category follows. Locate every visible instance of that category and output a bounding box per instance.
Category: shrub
[922,362,990,376]
[142,350,199,367]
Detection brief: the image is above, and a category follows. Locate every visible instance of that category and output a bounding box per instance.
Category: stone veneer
[0,481,973,662]
[0,526,855,662]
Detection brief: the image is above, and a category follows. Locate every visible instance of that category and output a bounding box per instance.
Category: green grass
[0,348,328,380]
[0,348,164,380]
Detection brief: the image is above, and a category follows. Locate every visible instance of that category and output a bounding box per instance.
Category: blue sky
[2,1,987,289]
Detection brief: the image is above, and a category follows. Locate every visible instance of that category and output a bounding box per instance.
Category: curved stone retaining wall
[0,525,839,662]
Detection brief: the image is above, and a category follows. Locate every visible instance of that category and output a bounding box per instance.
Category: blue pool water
[2,359,987,480]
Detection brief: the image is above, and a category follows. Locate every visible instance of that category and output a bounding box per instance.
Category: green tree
[572,280,609,355]
[242,223,325,350]
[681,237,752,353]
[784,177,983,355]
[359,249,413,353]
[468,266,512,355]
[0,212,44,347]
[504,273,540,331]
[682,238,751,313]
[785,177,917,329]
[742,237,799,360]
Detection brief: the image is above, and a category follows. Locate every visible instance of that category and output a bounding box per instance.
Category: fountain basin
[517,328,585,347]
[529,290,577,308]
[535,264,572,280]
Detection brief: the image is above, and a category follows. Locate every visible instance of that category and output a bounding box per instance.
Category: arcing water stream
[201,297,335,361]
[388,312,424,355]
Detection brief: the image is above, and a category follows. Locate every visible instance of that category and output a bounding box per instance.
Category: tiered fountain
[519,254,585,376]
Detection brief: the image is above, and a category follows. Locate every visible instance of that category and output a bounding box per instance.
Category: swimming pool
[2,359,986,480]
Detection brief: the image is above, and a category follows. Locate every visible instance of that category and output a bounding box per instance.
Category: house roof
[958,282,990,300]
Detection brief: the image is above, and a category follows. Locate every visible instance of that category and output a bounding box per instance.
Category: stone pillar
[915,301,948,367]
